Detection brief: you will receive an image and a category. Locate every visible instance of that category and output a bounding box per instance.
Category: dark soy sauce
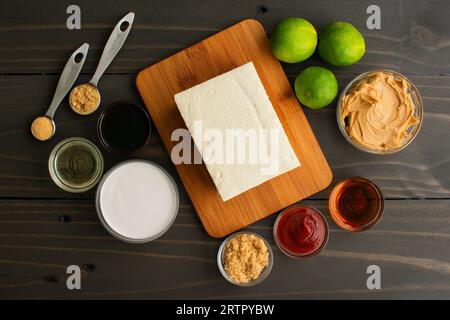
[98,103,151,154]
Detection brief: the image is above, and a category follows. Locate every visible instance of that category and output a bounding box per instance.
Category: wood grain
[136,19,332,237]
[0,0,448,75]
[0,74,448,200]
[0,0,449,299]
[1,199,450,299]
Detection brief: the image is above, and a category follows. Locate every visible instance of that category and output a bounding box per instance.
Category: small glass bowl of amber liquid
[49,137,104,193]
[329,177,384,232]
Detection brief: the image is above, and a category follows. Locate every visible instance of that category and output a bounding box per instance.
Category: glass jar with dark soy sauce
[97,103,151,155]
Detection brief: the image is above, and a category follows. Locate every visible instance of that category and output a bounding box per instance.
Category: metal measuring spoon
[31,43,89,141]
[69,12,135,116]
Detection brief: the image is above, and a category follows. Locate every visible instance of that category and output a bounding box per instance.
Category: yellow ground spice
[31,116,54,141]
[70,83,100,114]
[223,233,269,284]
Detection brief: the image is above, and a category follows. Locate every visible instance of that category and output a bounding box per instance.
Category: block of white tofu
[174,62,300,201]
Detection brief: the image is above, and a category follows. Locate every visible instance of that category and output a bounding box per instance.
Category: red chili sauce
[275,206,327,256]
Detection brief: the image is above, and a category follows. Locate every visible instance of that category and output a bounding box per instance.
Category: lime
[294,66,338,109]
[270,18,318,63]
[318,21,365,66]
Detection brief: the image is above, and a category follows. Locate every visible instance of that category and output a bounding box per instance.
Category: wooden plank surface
[0,0,449,299]
[0,0,448,75]
[137,19,332,238]
[2,199,450,299]
[1,74,448,200]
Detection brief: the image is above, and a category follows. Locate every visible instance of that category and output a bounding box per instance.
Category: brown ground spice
[223,233,269,284]
[70,83,100,114]
[31,116,53,141]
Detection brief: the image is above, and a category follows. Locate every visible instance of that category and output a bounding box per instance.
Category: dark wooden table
[1,0,449,299]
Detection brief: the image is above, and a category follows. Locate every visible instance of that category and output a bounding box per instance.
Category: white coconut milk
[97,161,178,241]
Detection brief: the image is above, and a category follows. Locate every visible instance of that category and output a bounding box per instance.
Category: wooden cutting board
[136,19,332,238]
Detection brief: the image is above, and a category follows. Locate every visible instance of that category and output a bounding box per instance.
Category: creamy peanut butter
[341,72,419,151]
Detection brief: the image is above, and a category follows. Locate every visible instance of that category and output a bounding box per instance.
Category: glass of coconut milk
[95,160,179,243]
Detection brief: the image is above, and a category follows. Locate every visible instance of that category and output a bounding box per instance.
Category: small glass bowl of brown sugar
[217,231,273,287]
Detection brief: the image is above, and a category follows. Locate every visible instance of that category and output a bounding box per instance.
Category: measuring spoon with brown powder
[68,12,135,116]
[31,43,89,141]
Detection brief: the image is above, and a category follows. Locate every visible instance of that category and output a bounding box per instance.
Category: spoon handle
[89,12,135,87]
[46,43,89,119]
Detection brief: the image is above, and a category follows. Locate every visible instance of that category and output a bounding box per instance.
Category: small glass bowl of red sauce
[273,205,329,259]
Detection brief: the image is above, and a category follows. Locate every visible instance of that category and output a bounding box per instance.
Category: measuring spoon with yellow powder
[69,12,135,116]
[31,43,89,141]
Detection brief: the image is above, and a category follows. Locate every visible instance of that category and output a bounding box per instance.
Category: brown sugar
[70,83,100,114]
[31,116,54,141]
[223,233,269,284]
